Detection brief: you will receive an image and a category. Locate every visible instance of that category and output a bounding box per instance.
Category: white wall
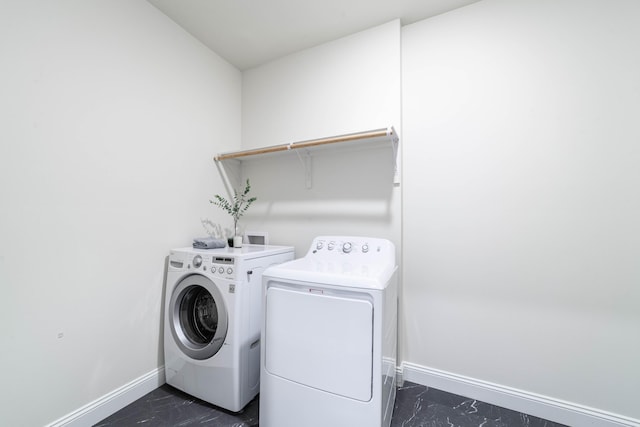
[238,20,402,256]
[4,0,639,425]
[0,1,240,425]
[402,0,640,422]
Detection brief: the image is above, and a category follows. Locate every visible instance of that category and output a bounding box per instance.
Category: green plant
[210,179,257,235]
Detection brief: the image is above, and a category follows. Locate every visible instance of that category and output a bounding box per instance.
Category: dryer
[260,236,398,427]
[164,244,294,412]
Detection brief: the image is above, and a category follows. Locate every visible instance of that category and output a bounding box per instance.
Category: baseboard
[401,362,639,427]
[46,367,165,427]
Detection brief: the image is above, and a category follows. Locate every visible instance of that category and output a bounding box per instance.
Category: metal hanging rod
[214,127,397,162]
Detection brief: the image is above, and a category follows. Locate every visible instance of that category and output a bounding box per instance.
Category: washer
[260,236,398,427]
[164,244,294,412]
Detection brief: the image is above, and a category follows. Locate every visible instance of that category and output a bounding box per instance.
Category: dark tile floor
[95,381,567,427]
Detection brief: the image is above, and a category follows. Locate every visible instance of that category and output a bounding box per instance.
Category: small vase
[233,223,243,248]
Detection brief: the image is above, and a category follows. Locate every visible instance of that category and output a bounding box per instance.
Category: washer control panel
[185,254,236,280]
[210,256,236,279]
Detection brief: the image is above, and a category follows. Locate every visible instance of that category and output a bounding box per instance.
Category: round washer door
[169,274,228,360]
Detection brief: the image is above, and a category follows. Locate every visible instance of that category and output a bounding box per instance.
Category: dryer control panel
[308,236,395,266]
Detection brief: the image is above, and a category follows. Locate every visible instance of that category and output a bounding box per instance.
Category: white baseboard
[44,363,640,427]
[46,367,165,427]
[400,362,639,427]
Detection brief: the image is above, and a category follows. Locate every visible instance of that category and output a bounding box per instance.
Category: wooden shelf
[214,126,400,191]
[214,127,398,162]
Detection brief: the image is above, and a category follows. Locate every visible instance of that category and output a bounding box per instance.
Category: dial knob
[218,267,224,274]
[342,242,352,253]
[227,267,233,275]
[316,241,324,250]
[328,242,335,250]
[362,244,369,253]
[193,255,202,268]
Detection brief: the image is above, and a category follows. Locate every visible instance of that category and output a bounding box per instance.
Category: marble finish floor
[95,381,567,427]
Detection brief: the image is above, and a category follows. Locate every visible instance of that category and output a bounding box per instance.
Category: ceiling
[147,0,480,70]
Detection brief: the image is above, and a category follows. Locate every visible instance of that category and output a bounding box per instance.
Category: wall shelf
[214,126,399,193]
[214,127,398,161]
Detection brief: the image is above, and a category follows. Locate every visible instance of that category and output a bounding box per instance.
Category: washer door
[169,274,228,360]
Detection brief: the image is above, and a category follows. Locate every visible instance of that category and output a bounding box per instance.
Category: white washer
[164,244,294,412]
[260,236,398,427]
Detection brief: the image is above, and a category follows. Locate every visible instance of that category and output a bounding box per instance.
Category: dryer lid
[264,258,396,289]
[264,236,396,289]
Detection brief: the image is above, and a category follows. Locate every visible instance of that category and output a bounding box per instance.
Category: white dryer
[164,244,294,412]
[260,236,398,427]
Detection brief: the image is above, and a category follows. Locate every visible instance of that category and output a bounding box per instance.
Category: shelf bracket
[391,133,400,185]
[304,151,312,189]
[294,148,312,189]
[215,158,242,200]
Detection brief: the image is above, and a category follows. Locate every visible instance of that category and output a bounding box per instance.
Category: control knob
[342,242,352,253]
[193,255,202,268]
[362,244,369,253]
